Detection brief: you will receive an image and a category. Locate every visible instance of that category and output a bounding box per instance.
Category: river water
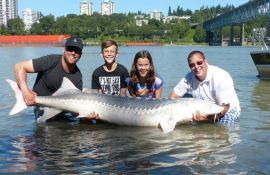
[0,45,269,174]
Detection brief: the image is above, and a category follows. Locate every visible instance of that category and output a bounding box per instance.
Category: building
[135,19,148,27]
[134,15,146,20]
[80,0,93,15]
[163,15,190,23]
[150,11,163,21]
[101,0,114,15]
[0,0,18,26]
[22,8,39,31]
[163,16,180,23]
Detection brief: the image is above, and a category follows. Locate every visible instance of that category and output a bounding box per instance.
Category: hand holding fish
[192,110,208,123]
[21,88,36,106]
[80,112,100,122]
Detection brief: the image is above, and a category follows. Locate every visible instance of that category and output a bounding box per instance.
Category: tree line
[0,4,267,44]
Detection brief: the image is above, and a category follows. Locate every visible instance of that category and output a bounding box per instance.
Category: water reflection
[0,135,36,174]
[7,122,241,174]
[168,125,241,174]
[252,80,270,111]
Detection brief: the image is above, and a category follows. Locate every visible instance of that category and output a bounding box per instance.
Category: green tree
[193,25,206,42]
[172,20,189,39]
[7,18,25,35]
[54,16,69,34]
[168,6,172,16]
[38,14,55,34]
[30,22,43,34]
[0,24,8,34]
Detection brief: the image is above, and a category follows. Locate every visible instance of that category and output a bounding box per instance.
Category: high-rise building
[80,0,93,15]
[0,0,18,26]
[22,8,39,31]
[101,0,114,15]
[150,11,163,21]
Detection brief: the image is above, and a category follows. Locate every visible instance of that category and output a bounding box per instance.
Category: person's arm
[155,87,163,99]
[120,87,127,96]
[169,75,190,99]
[168,90,181,99]
[127,88,134,97]
[192,104,229,123]
[91,70,103,94]
[14,60,36,106]
[82,88,92,93]
[168,78,188,99]
[153,76,163,99]
[120,67,129,97]
[97,89,103,94]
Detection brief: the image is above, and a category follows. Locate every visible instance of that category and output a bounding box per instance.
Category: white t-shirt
[173,65,240,112]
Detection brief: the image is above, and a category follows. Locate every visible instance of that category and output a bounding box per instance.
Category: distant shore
[0,42,65,47]
[0,42,210,47]
[0,35,68,47]
[0,35,211,47]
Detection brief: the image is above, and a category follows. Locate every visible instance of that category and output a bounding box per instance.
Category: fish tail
[6,79,27,115]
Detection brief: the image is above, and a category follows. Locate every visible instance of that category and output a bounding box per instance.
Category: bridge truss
[203,0,270,31]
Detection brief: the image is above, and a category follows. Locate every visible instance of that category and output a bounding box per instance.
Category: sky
[18,0,249,17]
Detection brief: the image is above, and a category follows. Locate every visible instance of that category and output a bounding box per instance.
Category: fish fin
[52,77,81,96]
[159,116,176,133]
[6,79,28,115]
[36,107,63,123]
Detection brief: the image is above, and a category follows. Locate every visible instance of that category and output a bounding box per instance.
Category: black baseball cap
[65,37,83,50]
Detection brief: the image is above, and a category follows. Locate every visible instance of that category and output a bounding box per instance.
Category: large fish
[6,78,223,133]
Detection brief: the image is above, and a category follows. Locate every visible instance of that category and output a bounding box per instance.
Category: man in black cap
[14,36,84,120]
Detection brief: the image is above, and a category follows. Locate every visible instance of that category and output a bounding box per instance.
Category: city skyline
[18,0,248,17]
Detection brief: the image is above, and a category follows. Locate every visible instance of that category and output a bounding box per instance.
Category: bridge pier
[229,23,245,46]
[213,32,218,45]
[240,23,245,46]
[207,23,245,46]
[220,28,224,46]
[208,29,223,46]
[229,25,235,46]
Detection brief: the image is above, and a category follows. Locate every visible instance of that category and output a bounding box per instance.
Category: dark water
[0,46,269,174]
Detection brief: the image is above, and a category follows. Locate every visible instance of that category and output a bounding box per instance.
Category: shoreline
[0,35,68,47]
[0,42,260,47]
[0,42,64,47]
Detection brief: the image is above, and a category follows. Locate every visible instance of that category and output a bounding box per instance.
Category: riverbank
[0,35,209,47]
[84,40,208,46]
[0,35,69,47]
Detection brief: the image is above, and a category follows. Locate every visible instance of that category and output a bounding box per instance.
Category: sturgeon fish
[6,78,223,133]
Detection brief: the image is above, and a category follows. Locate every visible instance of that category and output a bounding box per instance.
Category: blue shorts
[218,107,240,125]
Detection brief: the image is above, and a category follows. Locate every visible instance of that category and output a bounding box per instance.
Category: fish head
[194,99,224,116]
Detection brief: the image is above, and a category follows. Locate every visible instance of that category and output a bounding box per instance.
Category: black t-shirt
[92,63,129,95]
[32,54,83,96]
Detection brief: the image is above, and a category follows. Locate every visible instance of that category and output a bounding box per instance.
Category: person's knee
[218,109,240,125]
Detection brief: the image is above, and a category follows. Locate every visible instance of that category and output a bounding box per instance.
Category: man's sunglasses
[66,46,82,55]
[189,60,204,68]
